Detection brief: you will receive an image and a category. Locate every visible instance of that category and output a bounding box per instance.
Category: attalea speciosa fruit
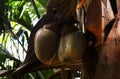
[34,22,60,65]
[58,28,87,63]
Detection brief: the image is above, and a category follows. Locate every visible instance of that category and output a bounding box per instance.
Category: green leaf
[18,11,33,31]
[0,46,20,62]
[37,0,48,8]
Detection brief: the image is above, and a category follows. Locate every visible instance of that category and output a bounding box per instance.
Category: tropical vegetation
[0,0,56,79]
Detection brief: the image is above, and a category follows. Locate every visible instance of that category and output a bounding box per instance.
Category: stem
[10,31,27,53]
[31,0,40,18]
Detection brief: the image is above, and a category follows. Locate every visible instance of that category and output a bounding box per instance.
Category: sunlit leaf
[0,0,56,78]
[37,0,48,8]
[18,11,33,31]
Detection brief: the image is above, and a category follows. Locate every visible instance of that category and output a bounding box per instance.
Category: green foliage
[0,0,54,79]
[38,0,48,8]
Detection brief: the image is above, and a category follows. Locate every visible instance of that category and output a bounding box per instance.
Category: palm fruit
[34,22,60,65]
[58,25,87,63]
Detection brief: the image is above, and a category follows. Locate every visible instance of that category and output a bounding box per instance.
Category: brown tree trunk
[86,0,102,45]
